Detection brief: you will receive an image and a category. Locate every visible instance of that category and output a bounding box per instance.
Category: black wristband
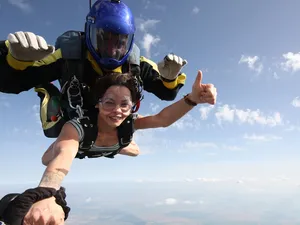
[183,94,197,106]
[1,187,57,225]
[54,187,71,220]
[1,186,70,225]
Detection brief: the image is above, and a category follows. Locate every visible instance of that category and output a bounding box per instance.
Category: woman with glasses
[29,69,216,223]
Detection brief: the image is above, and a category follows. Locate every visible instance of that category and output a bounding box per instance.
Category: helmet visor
[89,26,134,62]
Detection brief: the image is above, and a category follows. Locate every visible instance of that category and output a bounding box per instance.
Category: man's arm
[139,56,186,101]
[0,40,63,94]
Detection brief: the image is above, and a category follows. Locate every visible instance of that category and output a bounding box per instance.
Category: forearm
[118,141,140,157]
[39,151,75,190]
[42,142,56,166]
[159,97,194,127]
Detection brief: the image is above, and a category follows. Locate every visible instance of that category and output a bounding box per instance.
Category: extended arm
[134,96,195,129]
[134,70,217,130]
[38,123,79,190]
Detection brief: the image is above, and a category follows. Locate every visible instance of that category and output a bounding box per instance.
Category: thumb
[46,45,55,54]
[195,70,203,84]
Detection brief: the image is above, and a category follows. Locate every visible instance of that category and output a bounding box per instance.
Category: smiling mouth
[109,116,122,122]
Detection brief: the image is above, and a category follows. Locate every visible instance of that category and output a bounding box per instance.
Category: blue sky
[0,0,300,190]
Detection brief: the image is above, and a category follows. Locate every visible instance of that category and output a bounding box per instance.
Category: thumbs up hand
[189,70,217,105]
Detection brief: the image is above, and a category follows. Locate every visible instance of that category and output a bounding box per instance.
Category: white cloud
[273,72,279,79]
[222,145,243,151]
[239,55,263,74]
[183,200,197,205]
[155,198,178,205]
[171,113,200,130]
[8,0,32,13]
[137,19,160,33]
[243,133,282,142]
[183,141,218,149]
[140,33,160,58]
[196,177,225,182]
[136,18,161,58]
[143,0,166,11]
[149,102,160,113]
[179,142,243,153]
[199,105,214,120]
[285,125,300,132]
[32,104,41,125]
[291,96,300,108]
[215,104,283,127]
[280,52,300,72]
[164,198,177,205]
[85,197,92,203]
[192,6,200,14]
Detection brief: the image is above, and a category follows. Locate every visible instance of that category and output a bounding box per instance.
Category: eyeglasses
[99,99,133,112]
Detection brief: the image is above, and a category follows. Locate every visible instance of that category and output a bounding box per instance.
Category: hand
[23,197,65,225]
[7,31,55,61]
[119,140,140,157]
[158,53,188,80]
[189,70,217,105]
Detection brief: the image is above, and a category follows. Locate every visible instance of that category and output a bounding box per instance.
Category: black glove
[0,186,70,225]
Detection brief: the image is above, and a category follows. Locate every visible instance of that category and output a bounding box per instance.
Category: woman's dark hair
[93,72,143,104]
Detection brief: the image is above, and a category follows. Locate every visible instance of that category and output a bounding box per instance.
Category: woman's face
[98,85,133,128]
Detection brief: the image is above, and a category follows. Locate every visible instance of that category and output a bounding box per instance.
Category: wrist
[183,94,197,106]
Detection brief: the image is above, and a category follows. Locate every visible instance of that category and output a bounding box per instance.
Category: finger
[195,70,203,84]
[205,83,214,89]
[165,53,173,61]
[49,212,64,225]
[46,216,57,225]
[203,97,215,104]
[25,32,39,50]
[36,35,49,50]
[182,59,188,66]
[15,31,29,48]
[46,45,56,54]
[174,55,181,65]
[7,33,19,44]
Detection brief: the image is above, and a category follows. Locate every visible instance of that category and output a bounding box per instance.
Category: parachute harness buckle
[67,76,85,119]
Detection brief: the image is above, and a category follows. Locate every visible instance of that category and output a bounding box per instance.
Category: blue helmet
[85,0,136,70]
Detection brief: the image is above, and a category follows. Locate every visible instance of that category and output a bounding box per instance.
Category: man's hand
[158,53,187,81]
[7,31,55,61]
[23,197,65,225]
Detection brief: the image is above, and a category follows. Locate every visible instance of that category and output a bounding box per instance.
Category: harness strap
[75,114,135,159]
[77,117,98,150]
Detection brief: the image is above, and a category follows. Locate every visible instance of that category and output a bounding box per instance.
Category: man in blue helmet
[0,0,187,139]
[0,0,188,223]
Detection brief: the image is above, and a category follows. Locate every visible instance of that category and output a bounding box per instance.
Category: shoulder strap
[75,110,99,159]
[101,114,135,159]
[117,114,135,148]
[55,30,86,86]
[101,114,136,159]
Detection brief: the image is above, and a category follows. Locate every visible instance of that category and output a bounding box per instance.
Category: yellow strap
[162,73,186,89]
[87,51,122,75]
